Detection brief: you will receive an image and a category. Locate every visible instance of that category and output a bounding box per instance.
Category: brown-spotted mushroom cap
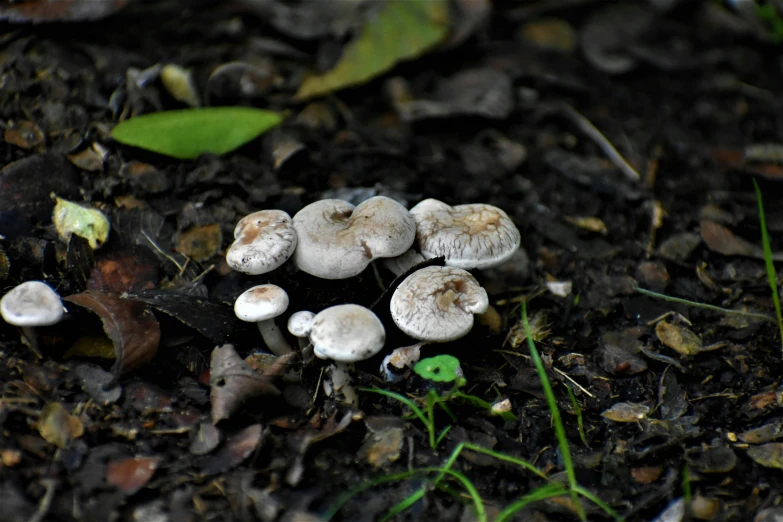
[310,304,386,362]
[0,281,64,327]
[410,198,521,270]
[390,266,488,342]
[234,284,293,355]
[226,210,297,275]
[292,196,416,279]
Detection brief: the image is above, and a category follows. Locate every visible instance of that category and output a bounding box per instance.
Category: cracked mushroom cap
[226,210,297,275]
[309,304,386,362]
[292,196,416,279]
[0,281,64,327]
[390,266,488,342]
[410,198,521,270]
[234,284,289,322]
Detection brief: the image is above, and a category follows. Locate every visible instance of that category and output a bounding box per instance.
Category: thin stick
[561,104,641,182]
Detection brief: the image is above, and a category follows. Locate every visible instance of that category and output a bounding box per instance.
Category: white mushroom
[410,198,521,270]
[234,284,293,356]
[309,304,386,404]
[292,196,416,279]
[287,310,315,349]
[0,281,65,357]
[226,210,297,275]
[383,266,488,377]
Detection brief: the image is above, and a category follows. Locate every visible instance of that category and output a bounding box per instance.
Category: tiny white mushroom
[383,266,488,376]
[287,310,315,349]
[309,304,386,404]
[0,281,65,357]
[234,284,293,356]
[410,198,521,270]
[292,196,416,279]
[226,210,297,275]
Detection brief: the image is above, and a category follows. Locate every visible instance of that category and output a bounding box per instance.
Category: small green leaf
[111,107,284,159]
[295,0,449,101]
[414,355,461,383]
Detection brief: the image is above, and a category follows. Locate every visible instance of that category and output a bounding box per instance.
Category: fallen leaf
[126,290,257,344]
[747,443,783,469]
[295,0,449,100]
[161,64,200,107]
[38,402,84,448]
[190,422,222,456]
[64,291,160,375]
[209,344,292,423]
[4,120,45,150]
[197,424,263,475]
[111,107,284,160]
[601,402,650,422]
[87,249,158,293]
[655,321,702,356]
[0,0,129,23]
[53,197,111,250]
[106,457,159,495]
[174,224,222,262]
[700,219,783,260]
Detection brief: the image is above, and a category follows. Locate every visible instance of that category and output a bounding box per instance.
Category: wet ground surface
[3,1,783,520]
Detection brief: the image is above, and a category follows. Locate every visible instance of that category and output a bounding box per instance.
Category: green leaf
[111,107,284,159]
[414,354,461,382]
[294,0,450,101]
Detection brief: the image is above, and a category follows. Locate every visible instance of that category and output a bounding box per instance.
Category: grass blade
[634,286,775,324]
[753,178,783,351]
[572,485,624,522]
[495,483,570,522]
[564,385,589,448]
[323,470,423,520]
[522,301,585,520]
[379,488,427,522]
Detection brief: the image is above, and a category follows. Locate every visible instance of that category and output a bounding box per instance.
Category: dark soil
[2,1,783,521]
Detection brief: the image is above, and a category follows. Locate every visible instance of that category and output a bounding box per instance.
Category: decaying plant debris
[3,0,783,520]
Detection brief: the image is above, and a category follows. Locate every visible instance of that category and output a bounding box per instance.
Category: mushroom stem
[257,319,293,356]
[325,362,357,405]
[20,326,43,359]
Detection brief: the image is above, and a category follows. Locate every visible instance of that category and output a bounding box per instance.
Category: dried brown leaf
[38,402,83,448]
[700,219,757,257]
[655,321,702,356]
[747,443,783,469]
[209,344,293,423]
[601,402,650,422]
[197,423,263,475]
[64,291,160,375]
[87,249,158,293]
[106,457,159,495]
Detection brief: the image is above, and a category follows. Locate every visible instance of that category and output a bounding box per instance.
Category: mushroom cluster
[225,196,522,401]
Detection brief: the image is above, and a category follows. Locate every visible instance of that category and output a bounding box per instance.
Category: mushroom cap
[390,266,488,342]
[287,310,315,337]
[0,281,64,327]
[292,196,416,279]
[310,304,386,362]
[226,210,297,275]
[234,284,289,322]
[410,198,521,270]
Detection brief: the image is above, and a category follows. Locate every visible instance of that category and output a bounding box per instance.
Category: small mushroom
[226,210,297,275]
[234,284,293,356]
[0,281,65,357]
[292,196,416,279]
[287,310,315,349]
[410,198,521,270]
[384,266,488,376]
[309,304,386,404]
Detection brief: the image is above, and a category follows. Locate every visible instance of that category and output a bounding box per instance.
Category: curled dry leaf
[38,402,84,448]
[190,422,222,456]
[601,402,650,422]
[197,423,263,475]
[64,291,160,375]
[700,219,783,260]
[209,344,294,423]
[106,457,160,495]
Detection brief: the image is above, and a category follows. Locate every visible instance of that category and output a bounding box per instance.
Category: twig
[635,286,776,324]
[561,104,641,182]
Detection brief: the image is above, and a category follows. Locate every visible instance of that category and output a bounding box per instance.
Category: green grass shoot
[753,178,783,352]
